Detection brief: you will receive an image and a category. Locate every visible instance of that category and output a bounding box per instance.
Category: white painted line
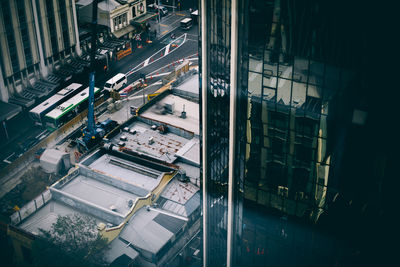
[126,94,148,100]
[143,58,150,67]
[125,33,187,77]
[164,43,171,56]
[150,72,170,78]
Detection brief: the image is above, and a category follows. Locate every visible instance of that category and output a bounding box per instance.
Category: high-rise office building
[0,0,81,102]
[200,0,389,266]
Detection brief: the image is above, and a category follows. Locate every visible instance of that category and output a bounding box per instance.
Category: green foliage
[32,214,109,267]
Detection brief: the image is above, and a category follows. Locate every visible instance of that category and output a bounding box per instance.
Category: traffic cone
[161,52,163,56]
[150,58,154,62]
[150,76,153,79]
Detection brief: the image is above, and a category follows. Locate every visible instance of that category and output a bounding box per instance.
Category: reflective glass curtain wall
[201,0,231,265]
[201,0,248,265]
[201,0,366,266]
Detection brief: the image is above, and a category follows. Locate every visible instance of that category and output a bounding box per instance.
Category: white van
[180,18,193,30]
[104,73,127,92]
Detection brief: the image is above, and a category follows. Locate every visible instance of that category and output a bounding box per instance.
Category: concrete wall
[172,88,199,102]
[137,116,194,140]
[50,187,125,225]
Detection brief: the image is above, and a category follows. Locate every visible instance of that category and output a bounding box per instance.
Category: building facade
[200,0,385,266]
[78,0,150,40]
[0,0,81,102]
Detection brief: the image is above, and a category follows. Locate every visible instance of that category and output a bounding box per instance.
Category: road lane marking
[161,30,168,35]
[149,72,170,78]
[164,43,171,55]
[125,34,187,77]
[160,24,168,27]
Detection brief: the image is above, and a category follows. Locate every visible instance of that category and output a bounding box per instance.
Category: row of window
[2,1,20,73]
[58,0,71,56]
[113,13,128,31]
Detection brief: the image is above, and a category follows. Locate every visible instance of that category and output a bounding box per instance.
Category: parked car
[147,4,168,16]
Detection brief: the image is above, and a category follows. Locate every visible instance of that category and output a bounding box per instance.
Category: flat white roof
[141,94,199,135]
[61,174,140,215]
[176,74,199,95]
[88,153,163,192]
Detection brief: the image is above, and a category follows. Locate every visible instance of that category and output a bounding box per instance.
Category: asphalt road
[0,20,198,171]
[97,23,198,86]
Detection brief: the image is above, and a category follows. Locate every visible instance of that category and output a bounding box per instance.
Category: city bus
[29,83,84,126]
[43,86,101,130]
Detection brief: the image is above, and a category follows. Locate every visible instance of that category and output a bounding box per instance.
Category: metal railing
[10,189,52,225]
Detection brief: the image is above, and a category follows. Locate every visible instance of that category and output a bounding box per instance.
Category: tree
[32,214,109,267]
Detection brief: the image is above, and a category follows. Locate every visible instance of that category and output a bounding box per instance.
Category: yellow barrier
[100,170,176,242]
[116,48,132,60]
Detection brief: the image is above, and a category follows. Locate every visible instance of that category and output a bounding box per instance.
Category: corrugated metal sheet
[184,192,200,217]
[153,213,185,235]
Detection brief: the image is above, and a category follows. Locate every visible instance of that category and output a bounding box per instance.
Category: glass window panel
[309,60,324,86]
[325,64,340,89]
[293,57,309,83]
[248,71,262,95]
[249,56,263,73]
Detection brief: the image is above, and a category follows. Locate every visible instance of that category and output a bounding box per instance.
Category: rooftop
[105,237,139,264]
[109,121,191,163]
[86,151,163,193]
[158,178,200,217]
[140,94,199,135]
[19,196,103,235]
[175,137,200,166]
[119,207,187,255]
[60,174,139,215]
[175,73,199,96]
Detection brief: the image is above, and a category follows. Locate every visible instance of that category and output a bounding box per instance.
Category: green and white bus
[44,86,101,130]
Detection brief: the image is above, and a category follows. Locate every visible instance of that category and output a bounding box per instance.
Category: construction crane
[79,0,100,150]
[78,0,118,151]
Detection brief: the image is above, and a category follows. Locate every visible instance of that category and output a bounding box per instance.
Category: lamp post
[158,0,161,36]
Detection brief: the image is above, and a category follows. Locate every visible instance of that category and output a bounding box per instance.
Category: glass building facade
[200,0,388,266]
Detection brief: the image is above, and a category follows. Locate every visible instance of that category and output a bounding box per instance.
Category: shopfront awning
[112,25,135,39]
[0,101,22,122]
[131,12,158,25]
